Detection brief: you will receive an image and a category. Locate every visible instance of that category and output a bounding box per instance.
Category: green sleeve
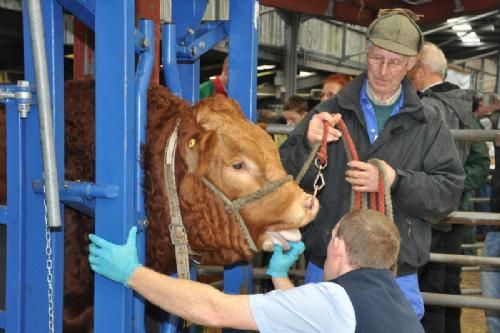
[463,117,490,192]
[199,80,215,100]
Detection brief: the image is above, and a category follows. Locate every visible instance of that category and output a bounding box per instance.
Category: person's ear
[333,237,346,258]
[406,57,418,71]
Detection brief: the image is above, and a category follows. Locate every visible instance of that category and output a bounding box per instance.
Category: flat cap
[367,9,424,56]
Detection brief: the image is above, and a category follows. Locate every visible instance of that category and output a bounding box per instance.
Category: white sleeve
[249,282,356,333]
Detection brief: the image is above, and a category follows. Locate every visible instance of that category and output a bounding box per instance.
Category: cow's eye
[232,162,245,170]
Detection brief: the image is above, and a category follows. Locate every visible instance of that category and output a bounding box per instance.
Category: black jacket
[280,73,465,275]
[420,82,490,231]
[334,268,424,333]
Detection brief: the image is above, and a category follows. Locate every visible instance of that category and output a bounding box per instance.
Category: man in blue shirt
[88,209,423,332]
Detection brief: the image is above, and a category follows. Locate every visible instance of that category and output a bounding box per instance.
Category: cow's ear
[184,130,217,177]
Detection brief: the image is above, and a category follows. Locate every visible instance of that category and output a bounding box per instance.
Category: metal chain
[310,158,327,206]
[43,183,55,333]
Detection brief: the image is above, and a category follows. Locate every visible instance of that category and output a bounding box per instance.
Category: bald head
[420,42,447,78]
[408,42,448,91]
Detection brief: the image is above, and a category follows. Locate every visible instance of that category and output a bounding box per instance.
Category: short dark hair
[336,209,400,270]
[283,95,308,115]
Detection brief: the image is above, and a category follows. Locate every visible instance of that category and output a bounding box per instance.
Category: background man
[408,41,490,333]
[89,209,424,332]
[279,9,464,319]
[199,56,228,99]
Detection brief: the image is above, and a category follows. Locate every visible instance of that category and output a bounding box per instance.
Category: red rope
[316,121,329,165]
[316,119,385,213]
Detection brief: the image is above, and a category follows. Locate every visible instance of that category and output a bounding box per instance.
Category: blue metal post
[162,24,183,97]
[3,97,24,332]
[221,5,259,327]
[172,0,208,104]
[228,0,259,122]
[21,0,65,331]
[133,19,155,333]
[94,0,136,332]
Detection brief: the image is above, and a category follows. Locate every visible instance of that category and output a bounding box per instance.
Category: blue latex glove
[266,241,305,278]
[88,226,141,287]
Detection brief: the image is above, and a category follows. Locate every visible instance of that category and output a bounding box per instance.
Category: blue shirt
[249,282,356,332]
[360,80,405,144]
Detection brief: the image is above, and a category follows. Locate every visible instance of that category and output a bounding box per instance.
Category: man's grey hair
[419,42,447,78]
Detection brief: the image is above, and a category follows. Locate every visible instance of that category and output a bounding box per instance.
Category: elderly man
[279,8,464,319]
[408,41,490,333]
[89,209,424,332]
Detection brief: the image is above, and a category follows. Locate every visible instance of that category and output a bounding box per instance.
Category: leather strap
[164,118,191,280]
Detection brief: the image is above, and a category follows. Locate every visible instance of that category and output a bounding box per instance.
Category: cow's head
[145,88,318,274]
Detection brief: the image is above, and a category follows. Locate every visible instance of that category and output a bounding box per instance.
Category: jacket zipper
[406,216,421,263]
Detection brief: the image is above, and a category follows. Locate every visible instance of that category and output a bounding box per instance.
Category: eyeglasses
[366,54,408,72]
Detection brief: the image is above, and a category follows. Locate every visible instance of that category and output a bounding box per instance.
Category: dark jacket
[420,83,490,229]
[280,73,465,275]
[333,268,424,333]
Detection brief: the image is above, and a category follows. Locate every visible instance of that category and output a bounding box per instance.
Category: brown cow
[3,79,318,332]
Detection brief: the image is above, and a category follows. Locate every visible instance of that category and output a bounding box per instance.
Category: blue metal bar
[33,180,119,199]
[222,262,253,333]
[94,0,135,331]
[32,180,119,217]
[178,60,200,104]
[0,206,6,225]
[172,0,208,104]
[162,24,183,97]
[133,18,155,333]
[56,0,95,29]
[228,0,259,122]
[177,21,229,60]
[21,0,65,331]
[221,4,258,332]
[3,99,23,332]
[172,0,208,46]
[160,267,198,333]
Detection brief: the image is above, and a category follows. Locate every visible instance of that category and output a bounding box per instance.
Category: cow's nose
[304,194,319,211]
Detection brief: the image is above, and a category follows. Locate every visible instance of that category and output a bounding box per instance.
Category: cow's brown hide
[0,78,317,333]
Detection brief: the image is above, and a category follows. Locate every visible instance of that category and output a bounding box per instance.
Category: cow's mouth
[262,229,301,252]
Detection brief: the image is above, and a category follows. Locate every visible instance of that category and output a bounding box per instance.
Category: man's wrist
[266,268,288,278]
[124,264,143,288]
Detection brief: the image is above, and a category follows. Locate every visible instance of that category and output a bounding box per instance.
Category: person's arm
[463,118,490,192]
[272,277,295,290]
[88,227,257,330]
[128,266,256,329]
[391,118,465,222]
[279,100,341,191]
[266,242,305,291]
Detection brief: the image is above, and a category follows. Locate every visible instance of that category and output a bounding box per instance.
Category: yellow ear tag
[188,138,196,149]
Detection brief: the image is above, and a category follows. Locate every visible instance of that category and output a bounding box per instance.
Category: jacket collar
[336,72,426,124]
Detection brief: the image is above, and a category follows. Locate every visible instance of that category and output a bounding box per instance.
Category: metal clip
[310,159,327,206]
[169,224,188,246]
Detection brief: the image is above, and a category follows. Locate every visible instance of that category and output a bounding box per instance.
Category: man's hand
[88,226,142,287]
[345,160,395,192]
[307,112,343,146]
[266,241,305,278]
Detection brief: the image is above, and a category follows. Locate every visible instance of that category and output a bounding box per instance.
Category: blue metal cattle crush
[0,0,259,332]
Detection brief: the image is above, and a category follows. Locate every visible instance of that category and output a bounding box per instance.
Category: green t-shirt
[199,80,215,99]
[369,97,399,132]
